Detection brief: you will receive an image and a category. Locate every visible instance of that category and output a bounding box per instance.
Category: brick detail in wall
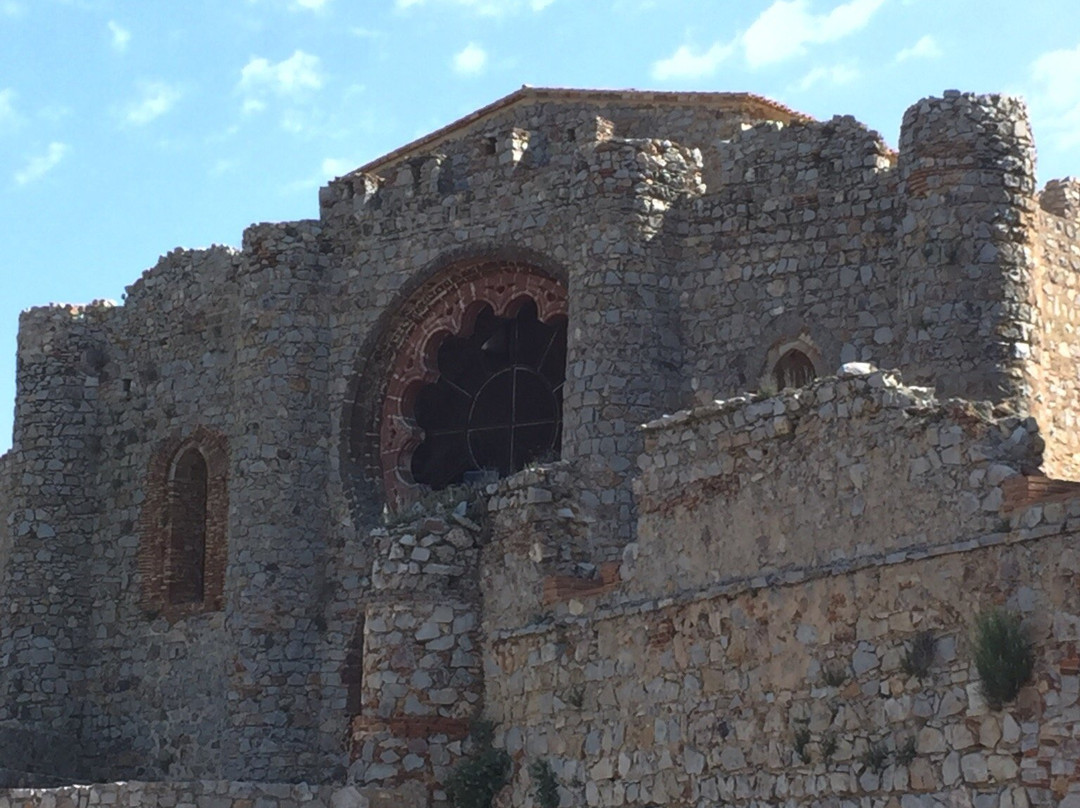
[138,426,229,621]
[541,561,621,606]
[1001,474,1080,513]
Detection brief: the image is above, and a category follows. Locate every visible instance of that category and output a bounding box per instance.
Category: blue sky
[1,0,1078,452]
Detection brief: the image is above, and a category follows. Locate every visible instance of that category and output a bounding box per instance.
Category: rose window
[410,300,567,490]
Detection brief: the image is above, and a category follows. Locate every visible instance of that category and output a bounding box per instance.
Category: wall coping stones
[488,498,1080,643]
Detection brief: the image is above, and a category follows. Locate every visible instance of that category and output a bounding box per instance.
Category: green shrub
[821,733,837,761]
[793,725,811,764]
[896,736,917,766]
[447,721,511,808]
[901,630,936,680]
[860,740,889,772]
[529,759,560,808]
[822,662,848,687]
[972,608,1034,710]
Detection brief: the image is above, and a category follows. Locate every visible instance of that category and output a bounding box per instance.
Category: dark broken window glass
[411,299,567,490]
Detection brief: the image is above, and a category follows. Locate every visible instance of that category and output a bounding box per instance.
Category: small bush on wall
[972,608,1034,710]
[529,759,560,808]
[901,630,936,681]
[447,721,511,808]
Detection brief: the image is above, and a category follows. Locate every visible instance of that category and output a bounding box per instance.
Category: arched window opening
[167,448,208,605]
[773,349,817,390]
[411,299,567,490]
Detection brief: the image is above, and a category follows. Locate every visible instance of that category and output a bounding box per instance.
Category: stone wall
[895,92,1038,405]
[348,506,487,801]
[1031,181,1080,480]
[482,372,1080,808]
[631,367,1039,598]
[486,522,1080,808]
[675,114,899,405]
[0,87,1077,792]
[0,781,376,808]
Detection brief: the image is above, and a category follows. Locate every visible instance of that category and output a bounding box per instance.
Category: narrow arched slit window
[773,349,817,390]
[167,448,208,605]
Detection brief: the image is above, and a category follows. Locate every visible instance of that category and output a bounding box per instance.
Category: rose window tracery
[371,261,568,507]
[410,300,566,489]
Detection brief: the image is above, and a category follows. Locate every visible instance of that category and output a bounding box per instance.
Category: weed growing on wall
[860,740,889,772]
[901,630,937,681]
[896,736,917,766]
[529,759,560,808]
[822,662,848,687]
[792,725,811,764]
[447,721,511,808]
[821,733,837,761]
[972,608,1034,710]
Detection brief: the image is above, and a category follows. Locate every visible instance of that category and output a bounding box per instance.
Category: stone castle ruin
[1,87,1079,807]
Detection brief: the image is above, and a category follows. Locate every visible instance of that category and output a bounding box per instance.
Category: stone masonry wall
[676,115,899,404]
[486,520,1080,808]
[0,88,1075,791]
[896,92,1038,405]
[0,302,114,784]
[325,94,776,550]
[348,508,486,803]
[1031,181,1080,480]
[483,372,1080,808]
[0,781,372,808]
[630,367,1039,598]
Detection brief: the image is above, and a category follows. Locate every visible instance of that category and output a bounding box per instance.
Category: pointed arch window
[167,448,208,605]
[140,427,229,620]
[773,349,817,390]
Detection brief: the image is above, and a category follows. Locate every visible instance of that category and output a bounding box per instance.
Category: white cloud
[652,0,883,81]
[321,157,356,178]
[210,158,236,177]
[397,0,555,16]
[895,34,941,63]
[1030,43,1080,150]
[452,42,487,75]
[651,41,734,80]
[1,2,22,17]
[14,142,69,186]
[108,20,130,52]
[239,50,323,99]
[0,88,21,131]
[123,81,182,126]
[794,63,859,90]
[742,0,884,68]
[292,0,329,9]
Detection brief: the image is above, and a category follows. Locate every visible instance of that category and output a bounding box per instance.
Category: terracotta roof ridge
[349,86,812,177]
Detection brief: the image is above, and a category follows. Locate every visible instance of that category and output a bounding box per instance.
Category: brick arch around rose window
[348,253,569,510]
[139,426,229,621]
